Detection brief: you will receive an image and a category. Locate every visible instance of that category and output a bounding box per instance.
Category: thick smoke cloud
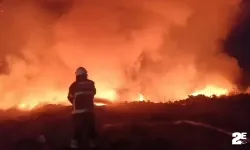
[0,0,241,109]
[225,0,250,91]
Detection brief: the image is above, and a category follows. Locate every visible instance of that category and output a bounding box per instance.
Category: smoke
[0,0,241,109]
[225,0,250,91]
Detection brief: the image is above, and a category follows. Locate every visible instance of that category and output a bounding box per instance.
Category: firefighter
[68,67,98,149]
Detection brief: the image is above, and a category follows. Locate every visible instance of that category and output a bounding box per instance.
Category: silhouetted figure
[68,67,98,149]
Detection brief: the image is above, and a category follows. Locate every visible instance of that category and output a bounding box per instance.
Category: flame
[138,93,145,101]
[8,84,230,111]
[95,103,106,106]
[191,85,229,97]
[18,102,39,111]
[0,0,241,111]
[17,95,107,111]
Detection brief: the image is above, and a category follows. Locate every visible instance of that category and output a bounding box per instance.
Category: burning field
[1,1,250,150]
[0,0,247,111]
[0,94,250,150]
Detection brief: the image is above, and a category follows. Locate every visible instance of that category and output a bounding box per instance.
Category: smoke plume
[0,0,241,109]
[225,0,250,91]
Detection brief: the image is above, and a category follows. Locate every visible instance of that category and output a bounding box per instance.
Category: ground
[0,94,250,150]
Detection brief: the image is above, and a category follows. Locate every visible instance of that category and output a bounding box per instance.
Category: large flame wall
[0,0,242,110]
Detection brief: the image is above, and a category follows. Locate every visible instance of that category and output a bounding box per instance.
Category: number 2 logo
[232,132,243,145]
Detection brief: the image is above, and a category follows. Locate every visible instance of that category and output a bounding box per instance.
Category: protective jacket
[68,79,96,114]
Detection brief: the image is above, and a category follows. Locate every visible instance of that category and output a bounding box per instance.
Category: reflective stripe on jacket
[68,79,96,114]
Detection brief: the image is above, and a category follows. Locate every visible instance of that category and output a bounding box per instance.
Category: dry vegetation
[0,94,250,150]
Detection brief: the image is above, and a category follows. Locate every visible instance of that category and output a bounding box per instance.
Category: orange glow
[95,103,106,106]
[18,102,39,111]
[16,92,108,111]
[138,94,145,102]
[95,89,117,102]
[4,84,231,111]
[191,85,229,97]
[0,0,241,111]
[15,90,69,111]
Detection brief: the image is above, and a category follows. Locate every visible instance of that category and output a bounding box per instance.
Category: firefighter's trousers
[71,112,98,148]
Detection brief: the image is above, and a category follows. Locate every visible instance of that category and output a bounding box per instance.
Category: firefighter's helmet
[75,67,87,76]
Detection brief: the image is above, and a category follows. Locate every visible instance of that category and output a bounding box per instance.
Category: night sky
[225,0,250,90]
